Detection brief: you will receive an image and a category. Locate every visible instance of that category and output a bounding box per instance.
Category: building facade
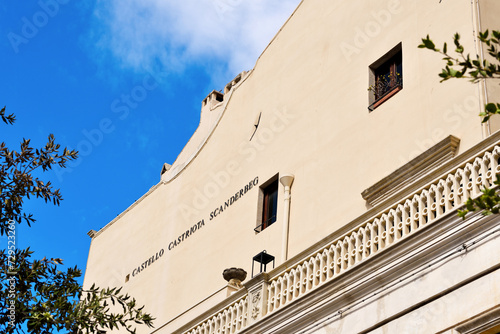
[83,0,500,333]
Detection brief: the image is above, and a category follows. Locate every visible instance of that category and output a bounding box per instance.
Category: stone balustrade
[182,143,500,334]
[185,296,249,334]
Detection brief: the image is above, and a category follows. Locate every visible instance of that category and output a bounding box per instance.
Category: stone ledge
[455,306,500,334]
[362,135,461,206]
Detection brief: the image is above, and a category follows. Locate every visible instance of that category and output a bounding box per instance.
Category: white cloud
[89,0,302,83]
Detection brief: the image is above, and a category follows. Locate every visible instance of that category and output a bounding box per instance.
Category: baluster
[280,275,287,306]
[307,258,315,291]
[464,166,472,200]
[371,222,379,253]
[229,307,235,334]
[379,218,388,250]
[445,177,454,213]
[242,297,248,328]
[287,270,294,302]
[342,237,350,270]
[428,186,437,223]
[228,309,234,334]
[216,316,221,334]
[214,318,219,334]
[418,192,428,226]
[294,266,301,298]
[328,245,335,278]
[224,308,229,334]
[348,234,356,266]
[373,218,383,250]
[201,320,205,334]
[335,242,343,274]
[279,276,286,306]
[483,152,493,186]
[267,283,274,314]
[363,224,372,258]
[232,306,238,333]
[242,299,247,330]
[208,318,214,334]
[222,310,228,334]
[393,207,402,240]
[471,162,481,197]
[216,314,221,334]
[218,313,223,334]
[436,180,446,217]
[452,171,462,207]
[492,148,500,175]
[382,215,391,246]
[229,309,235,334]
[227,307,233,334]
[421,189,430,225]
[275,278,282,309]
[414,193,424,228]
[387,213,395,245]
[400,203,410,236]
[408,198,418,231]
[480,155,490,187]
[235,303,241,332]
[356,228,364,262]
[301,263,308,295]
[473,158,483,191]
[321,250,329,282]
[313,254,321,286]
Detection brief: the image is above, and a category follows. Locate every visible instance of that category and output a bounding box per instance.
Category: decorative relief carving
[251,291,261,319]
[252,305,260,320]
[252,291,261,304]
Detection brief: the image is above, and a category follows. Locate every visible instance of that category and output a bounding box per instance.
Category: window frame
[368,43,403,111]
[255,175,279,233]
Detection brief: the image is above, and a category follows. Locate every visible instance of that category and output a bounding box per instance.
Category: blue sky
[1,0,301,284]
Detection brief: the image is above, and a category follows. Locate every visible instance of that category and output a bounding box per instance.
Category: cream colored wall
[83,0,497,331]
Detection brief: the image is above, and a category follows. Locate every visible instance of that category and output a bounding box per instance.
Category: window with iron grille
[369,44,403,111]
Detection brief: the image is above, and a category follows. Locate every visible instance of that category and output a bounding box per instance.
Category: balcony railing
[181,140,500,334]
[368,84,403,111]
[254,216,276,233]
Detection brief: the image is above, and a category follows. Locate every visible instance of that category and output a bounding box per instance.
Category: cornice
[91,181,163,239]
[361,135,460,206]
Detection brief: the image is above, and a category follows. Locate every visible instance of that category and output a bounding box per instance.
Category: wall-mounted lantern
[252,250,275,277]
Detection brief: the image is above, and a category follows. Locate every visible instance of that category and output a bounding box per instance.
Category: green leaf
[448,67,458,77]
[423,38,435,50]
[485,103,497,113]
